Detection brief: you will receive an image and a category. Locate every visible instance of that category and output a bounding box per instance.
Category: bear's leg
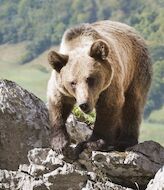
[48,93,74,151]
[91,106,123,150]
[115,88,146,151]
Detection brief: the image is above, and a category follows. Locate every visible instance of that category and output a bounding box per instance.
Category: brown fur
[47,20,152,155]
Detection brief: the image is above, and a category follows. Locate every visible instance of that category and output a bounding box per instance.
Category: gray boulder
[66,114,92,143]
[146,166,164,190]
[90,141,164,189]
[0,79,50,170]
[0,148,134,190]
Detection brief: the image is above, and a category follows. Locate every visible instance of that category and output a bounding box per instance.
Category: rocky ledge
[0,79,164,190]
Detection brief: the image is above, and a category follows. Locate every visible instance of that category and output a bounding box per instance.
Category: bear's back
[60,20,145,56]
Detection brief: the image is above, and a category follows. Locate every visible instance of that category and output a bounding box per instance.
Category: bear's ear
[89,40,109,60]
[48,51,69,72]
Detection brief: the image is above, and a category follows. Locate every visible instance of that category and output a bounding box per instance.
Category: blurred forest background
[0,0,163,144]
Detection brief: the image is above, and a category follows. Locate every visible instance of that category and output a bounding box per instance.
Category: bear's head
[48,40,113,114]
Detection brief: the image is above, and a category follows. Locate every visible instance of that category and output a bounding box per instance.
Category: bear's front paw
[50,127,69,152]
[62,141,87,160]
[70,139,107,160]
[63,139,114,160]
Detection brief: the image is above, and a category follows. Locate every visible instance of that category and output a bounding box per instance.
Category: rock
[0,169,48,190]
[0,148,133,190]
[0,79,50,170]
[1,141,164,190]
[66,114,92,143]
[0,148,88,190]
[146,166,164,190]
[0,169,25,190]
[127,141,164,164]
[90,141,164,189]
[83,180,134,190]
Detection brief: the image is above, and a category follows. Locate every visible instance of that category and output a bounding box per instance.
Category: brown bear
[47,20,152,156]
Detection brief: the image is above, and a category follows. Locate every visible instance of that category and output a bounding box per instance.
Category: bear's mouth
[80,107,92,114]
[82,109,92,114]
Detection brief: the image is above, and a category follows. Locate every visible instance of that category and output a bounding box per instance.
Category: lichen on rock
[0,79,50,170]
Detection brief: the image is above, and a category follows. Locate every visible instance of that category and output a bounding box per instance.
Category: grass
[0,43,163,147]
[0,43,52,101]
[0,43,27,65]
[148,106,164,124]
[1,66,49,101]
[140,122,164,146]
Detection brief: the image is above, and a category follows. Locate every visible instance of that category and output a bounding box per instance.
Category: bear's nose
[79,103,90,113]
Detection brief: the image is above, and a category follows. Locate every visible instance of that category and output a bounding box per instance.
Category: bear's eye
[86,77,95,87]
[70,81,76,89]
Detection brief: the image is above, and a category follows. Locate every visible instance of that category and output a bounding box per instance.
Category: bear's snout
[79,102,91,114]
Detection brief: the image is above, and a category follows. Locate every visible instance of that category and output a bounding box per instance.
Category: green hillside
[149,106,164,124]
[140,122,164,146]
[0,0,164,46]
[0,43,50,101]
